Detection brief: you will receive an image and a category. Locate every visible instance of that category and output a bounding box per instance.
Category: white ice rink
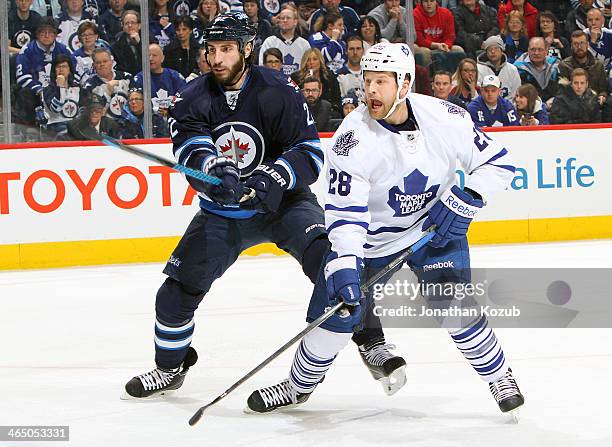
[1,240,612,447]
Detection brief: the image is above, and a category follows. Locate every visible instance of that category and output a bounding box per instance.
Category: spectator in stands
[501,10,530,62]
[163,15,199,78]
[170,0,198,17]
[342,0,382,17]
[515,36,560,102]
[309,10,348,75]
[118,88,170,139]
[414,0,466,73]
[559,30,608,104]
[73,21,108,86]
[134,43,186,117]
[31,0,62,18]
[550,68,602,123]
[192,0,221,44]
[369,0,406,42]
[603,92,612,121]
[566,0,594,35]
[56,0,96,52]
[468,74,520,126]
[149,0,176,49]
[83,47,132,121]
[186,46,211,81]
[450,58,480,103]
[15,17,76,125]
[498,0,539,37]
[432,70,468,109]
[477,35,522,100]
[291,48,342,111]
[83,0,109,20]
[262,47,284,71]
[341,90,359,117]
[243,0,272,59]
[513,82,550,125]
[259,7,311,76]
[454,0,500,60]
[67,94,119,139]
[42,54,83,137]
[309,0,361,38]
[99,0,127,44]
[536,10,570,60]
[336,35,364,98]
[295,0,318,39]
[585,8,612,69]
[111,10,143,75]
[8,0,42,54]
[358,16,386,52]
[301,76,341,132]
[531,1,572,33]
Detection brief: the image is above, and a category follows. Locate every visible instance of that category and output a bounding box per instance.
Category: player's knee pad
[301,235,330,284]
[155,277,206,324]
[303,326,352,359]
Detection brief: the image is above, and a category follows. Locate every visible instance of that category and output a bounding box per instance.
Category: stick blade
[189,408,205,426]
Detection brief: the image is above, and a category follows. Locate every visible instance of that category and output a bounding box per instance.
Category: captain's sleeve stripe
[327,219,369,233]
[325,204,368,213]
[275,157,296,189]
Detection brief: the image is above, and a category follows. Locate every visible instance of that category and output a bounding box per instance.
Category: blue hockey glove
[324,253,364,309]
[202,156,243,205]
[240,163,290,213]
[35,106,48,126]
[422,185,484,248]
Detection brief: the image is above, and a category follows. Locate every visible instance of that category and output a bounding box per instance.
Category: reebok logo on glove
[254,165,287,188]
[442,190,480,218]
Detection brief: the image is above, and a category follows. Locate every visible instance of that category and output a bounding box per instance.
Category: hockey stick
[92,133,256,201]
[188,227,436,426]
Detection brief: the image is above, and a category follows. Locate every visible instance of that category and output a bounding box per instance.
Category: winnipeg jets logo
[62,99,79,118]
[388,169,440,217]
[212,122,265,177]
[441,100,466,118]
[332,130,359,157]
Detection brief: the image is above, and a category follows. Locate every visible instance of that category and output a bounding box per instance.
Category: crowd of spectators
[3,0,612,142]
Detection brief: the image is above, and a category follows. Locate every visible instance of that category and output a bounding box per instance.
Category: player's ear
[399,75,411,97]
[244,42,253,60]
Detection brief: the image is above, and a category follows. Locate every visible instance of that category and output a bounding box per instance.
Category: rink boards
[1,124,611,269]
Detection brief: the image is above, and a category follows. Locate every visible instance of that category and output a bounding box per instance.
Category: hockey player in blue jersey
[246,42,525,417]
[468,74,520,127]
[123,13,407,399]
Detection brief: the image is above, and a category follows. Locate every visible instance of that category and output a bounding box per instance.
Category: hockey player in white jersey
[246,42,525,416]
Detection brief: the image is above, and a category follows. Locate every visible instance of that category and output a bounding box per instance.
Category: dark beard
[212,56,246,88]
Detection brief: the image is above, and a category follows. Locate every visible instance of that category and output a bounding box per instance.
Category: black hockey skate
[359,338,407,396]
[489,368,524,418]
[245,379,311,414]
[122,347,198,399]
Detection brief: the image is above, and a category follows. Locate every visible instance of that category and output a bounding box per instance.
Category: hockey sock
[447,315,508,382]
[289,327,351,394]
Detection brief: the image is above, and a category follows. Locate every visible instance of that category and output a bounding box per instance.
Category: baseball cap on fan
[481,74,501,88]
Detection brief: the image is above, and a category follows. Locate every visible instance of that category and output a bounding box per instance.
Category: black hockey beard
[213,56,248,89]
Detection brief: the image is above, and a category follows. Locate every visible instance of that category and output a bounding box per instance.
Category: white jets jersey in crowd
[324,93,515,259]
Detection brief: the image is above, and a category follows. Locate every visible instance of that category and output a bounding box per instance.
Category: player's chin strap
[382,74,412,120]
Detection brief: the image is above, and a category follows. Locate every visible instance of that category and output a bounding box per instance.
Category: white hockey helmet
[360,42,416,119]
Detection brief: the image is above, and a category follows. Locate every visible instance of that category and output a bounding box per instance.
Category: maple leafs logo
[220,128,250,161]
[387,169,440,217]
[331,130,359,157]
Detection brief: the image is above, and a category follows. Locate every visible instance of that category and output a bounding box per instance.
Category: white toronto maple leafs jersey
[325,93,515,259]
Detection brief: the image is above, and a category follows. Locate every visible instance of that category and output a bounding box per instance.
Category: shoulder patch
[440,100,466,118]
[331,130,359,157]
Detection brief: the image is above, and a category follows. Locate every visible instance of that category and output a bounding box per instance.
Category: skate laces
[489,369,519,403]
[361,342,397,367]
[138,367,179,391]
[259,379,298,408]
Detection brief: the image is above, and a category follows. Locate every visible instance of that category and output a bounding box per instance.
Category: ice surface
[1,240,611,447]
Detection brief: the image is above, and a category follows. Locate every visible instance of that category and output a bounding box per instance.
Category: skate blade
[243,402,302,415]
[379,365,407,396]
[507,408,521,424]
[120,389,177,401]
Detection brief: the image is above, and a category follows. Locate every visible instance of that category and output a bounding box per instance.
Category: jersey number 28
[328,169,352,196]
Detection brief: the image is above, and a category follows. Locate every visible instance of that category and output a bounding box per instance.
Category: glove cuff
[203,155,237,174]
[440,186,482,219]
[253,163,291,191]
[324,255,360,279]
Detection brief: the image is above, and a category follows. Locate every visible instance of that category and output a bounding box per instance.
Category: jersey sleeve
[456,121,516,204]
[15,46,43,94]
[260,79,324,190]
[324,127,372,259]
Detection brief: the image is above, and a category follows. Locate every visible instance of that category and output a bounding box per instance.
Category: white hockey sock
[448,315,508,383]
[289,327,351,394]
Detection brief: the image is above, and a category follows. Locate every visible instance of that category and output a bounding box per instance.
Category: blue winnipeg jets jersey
[168,65,324,219]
